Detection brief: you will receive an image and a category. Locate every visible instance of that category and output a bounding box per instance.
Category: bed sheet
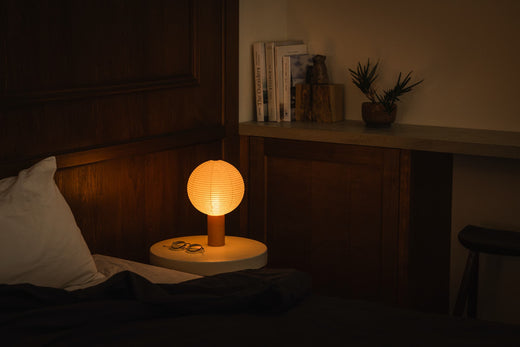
[93,254,201,284]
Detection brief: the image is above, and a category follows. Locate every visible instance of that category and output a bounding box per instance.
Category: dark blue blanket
[2,268,520,346]
[1,268,310,345]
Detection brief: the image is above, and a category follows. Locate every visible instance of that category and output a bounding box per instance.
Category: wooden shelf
[239,120,520,160]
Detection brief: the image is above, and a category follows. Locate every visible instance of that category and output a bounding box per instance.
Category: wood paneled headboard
[0,0,239,262]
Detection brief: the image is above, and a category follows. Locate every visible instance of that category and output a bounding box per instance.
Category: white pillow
[0,157,105,290]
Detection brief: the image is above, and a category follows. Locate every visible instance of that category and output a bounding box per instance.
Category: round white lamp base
[150,235,268,276]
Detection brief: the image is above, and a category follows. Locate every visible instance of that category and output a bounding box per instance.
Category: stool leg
[453,251,479,317]
[467,252,479,318]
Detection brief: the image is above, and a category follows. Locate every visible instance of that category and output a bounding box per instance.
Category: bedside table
[149,235,268,276]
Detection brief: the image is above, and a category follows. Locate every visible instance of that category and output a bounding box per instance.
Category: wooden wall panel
[3,1,193,93]
[0,0,239,260]
[0,0,226,163]
[54,141,222,262]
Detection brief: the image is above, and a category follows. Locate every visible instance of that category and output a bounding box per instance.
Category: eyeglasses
[163,240,205,253]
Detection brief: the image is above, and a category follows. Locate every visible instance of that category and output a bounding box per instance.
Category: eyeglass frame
[163,240,205,253]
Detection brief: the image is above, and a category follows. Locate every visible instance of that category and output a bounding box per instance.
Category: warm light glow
[187,160,244,216]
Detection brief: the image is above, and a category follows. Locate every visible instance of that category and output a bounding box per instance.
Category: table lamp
[187,160,244,247]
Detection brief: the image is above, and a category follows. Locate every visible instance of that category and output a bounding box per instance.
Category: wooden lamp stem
[207,215,225,246]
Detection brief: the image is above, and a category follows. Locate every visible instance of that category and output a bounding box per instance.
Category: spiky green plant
[348,59,379,102]
[349,60,423,114]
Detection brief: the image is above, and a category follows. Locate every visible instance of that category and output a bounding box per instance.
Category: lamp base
[207,215,225,246]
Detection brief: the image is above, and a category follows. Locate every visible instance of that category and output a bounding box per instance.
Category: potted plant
[349,59,423,127]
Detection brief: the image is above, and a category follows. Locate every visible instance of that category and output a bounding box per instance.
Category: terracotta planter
[361,102,396,128]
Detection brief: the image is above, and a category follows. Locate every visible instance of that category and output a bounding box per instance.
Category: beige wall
[239,0,288,123]
[285,0,520,131]
[239,0,520,324]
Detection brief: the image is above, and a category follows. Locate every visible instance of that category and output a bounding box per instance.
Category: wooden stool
[453,225,520,318]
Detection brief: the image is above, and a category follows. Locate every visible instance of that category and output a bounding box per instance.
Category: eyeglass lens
[168,240,204,253]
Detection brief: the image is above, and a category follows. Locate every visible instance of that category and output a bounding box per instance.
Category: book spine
[253,42,266,121]
[290,54,315,121]
[274,44,307,122]
[282,55,291,122]
[265,42,277,122]
[260,47,269,121]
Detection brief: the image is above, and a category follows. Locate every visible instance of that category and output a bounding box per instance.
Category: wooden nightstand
[149,235,268,276]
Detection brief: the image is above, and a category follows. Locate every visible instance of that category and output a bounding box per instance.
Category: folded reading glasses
[163,240,205,253]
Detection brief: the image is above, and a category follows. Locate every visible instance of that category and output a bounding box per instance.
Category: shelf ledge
[239,120,520,160]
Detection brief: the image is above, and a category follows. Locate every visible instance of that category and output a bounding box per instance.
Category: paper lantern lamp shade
[187,160,244,246]
[187,160,244,216]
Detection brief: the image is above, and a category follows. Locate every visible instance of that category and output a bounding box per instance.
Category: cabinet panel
[266,156,312,271]
[309,160,386,299]
[243,136,452,311]
[259,138,400,302]
[242,132,452,313]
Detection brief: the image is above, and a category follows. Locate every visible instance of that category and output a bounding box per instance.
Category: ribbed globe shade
[187,160,244,216]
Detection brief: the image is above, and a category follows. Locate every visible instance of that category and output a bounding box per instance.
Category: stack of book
[253,40,314,122]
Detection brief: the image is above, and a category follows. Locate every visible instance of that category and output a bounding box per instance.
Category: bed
[6,270,520,346]
[2,157,520,346]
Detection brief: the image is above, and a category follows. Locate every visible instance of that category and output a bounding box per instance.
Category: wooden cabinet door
[246,138,400,303]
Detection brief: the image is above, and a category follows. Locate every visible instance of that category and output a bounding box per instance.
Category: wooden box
[295,84,344,122]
